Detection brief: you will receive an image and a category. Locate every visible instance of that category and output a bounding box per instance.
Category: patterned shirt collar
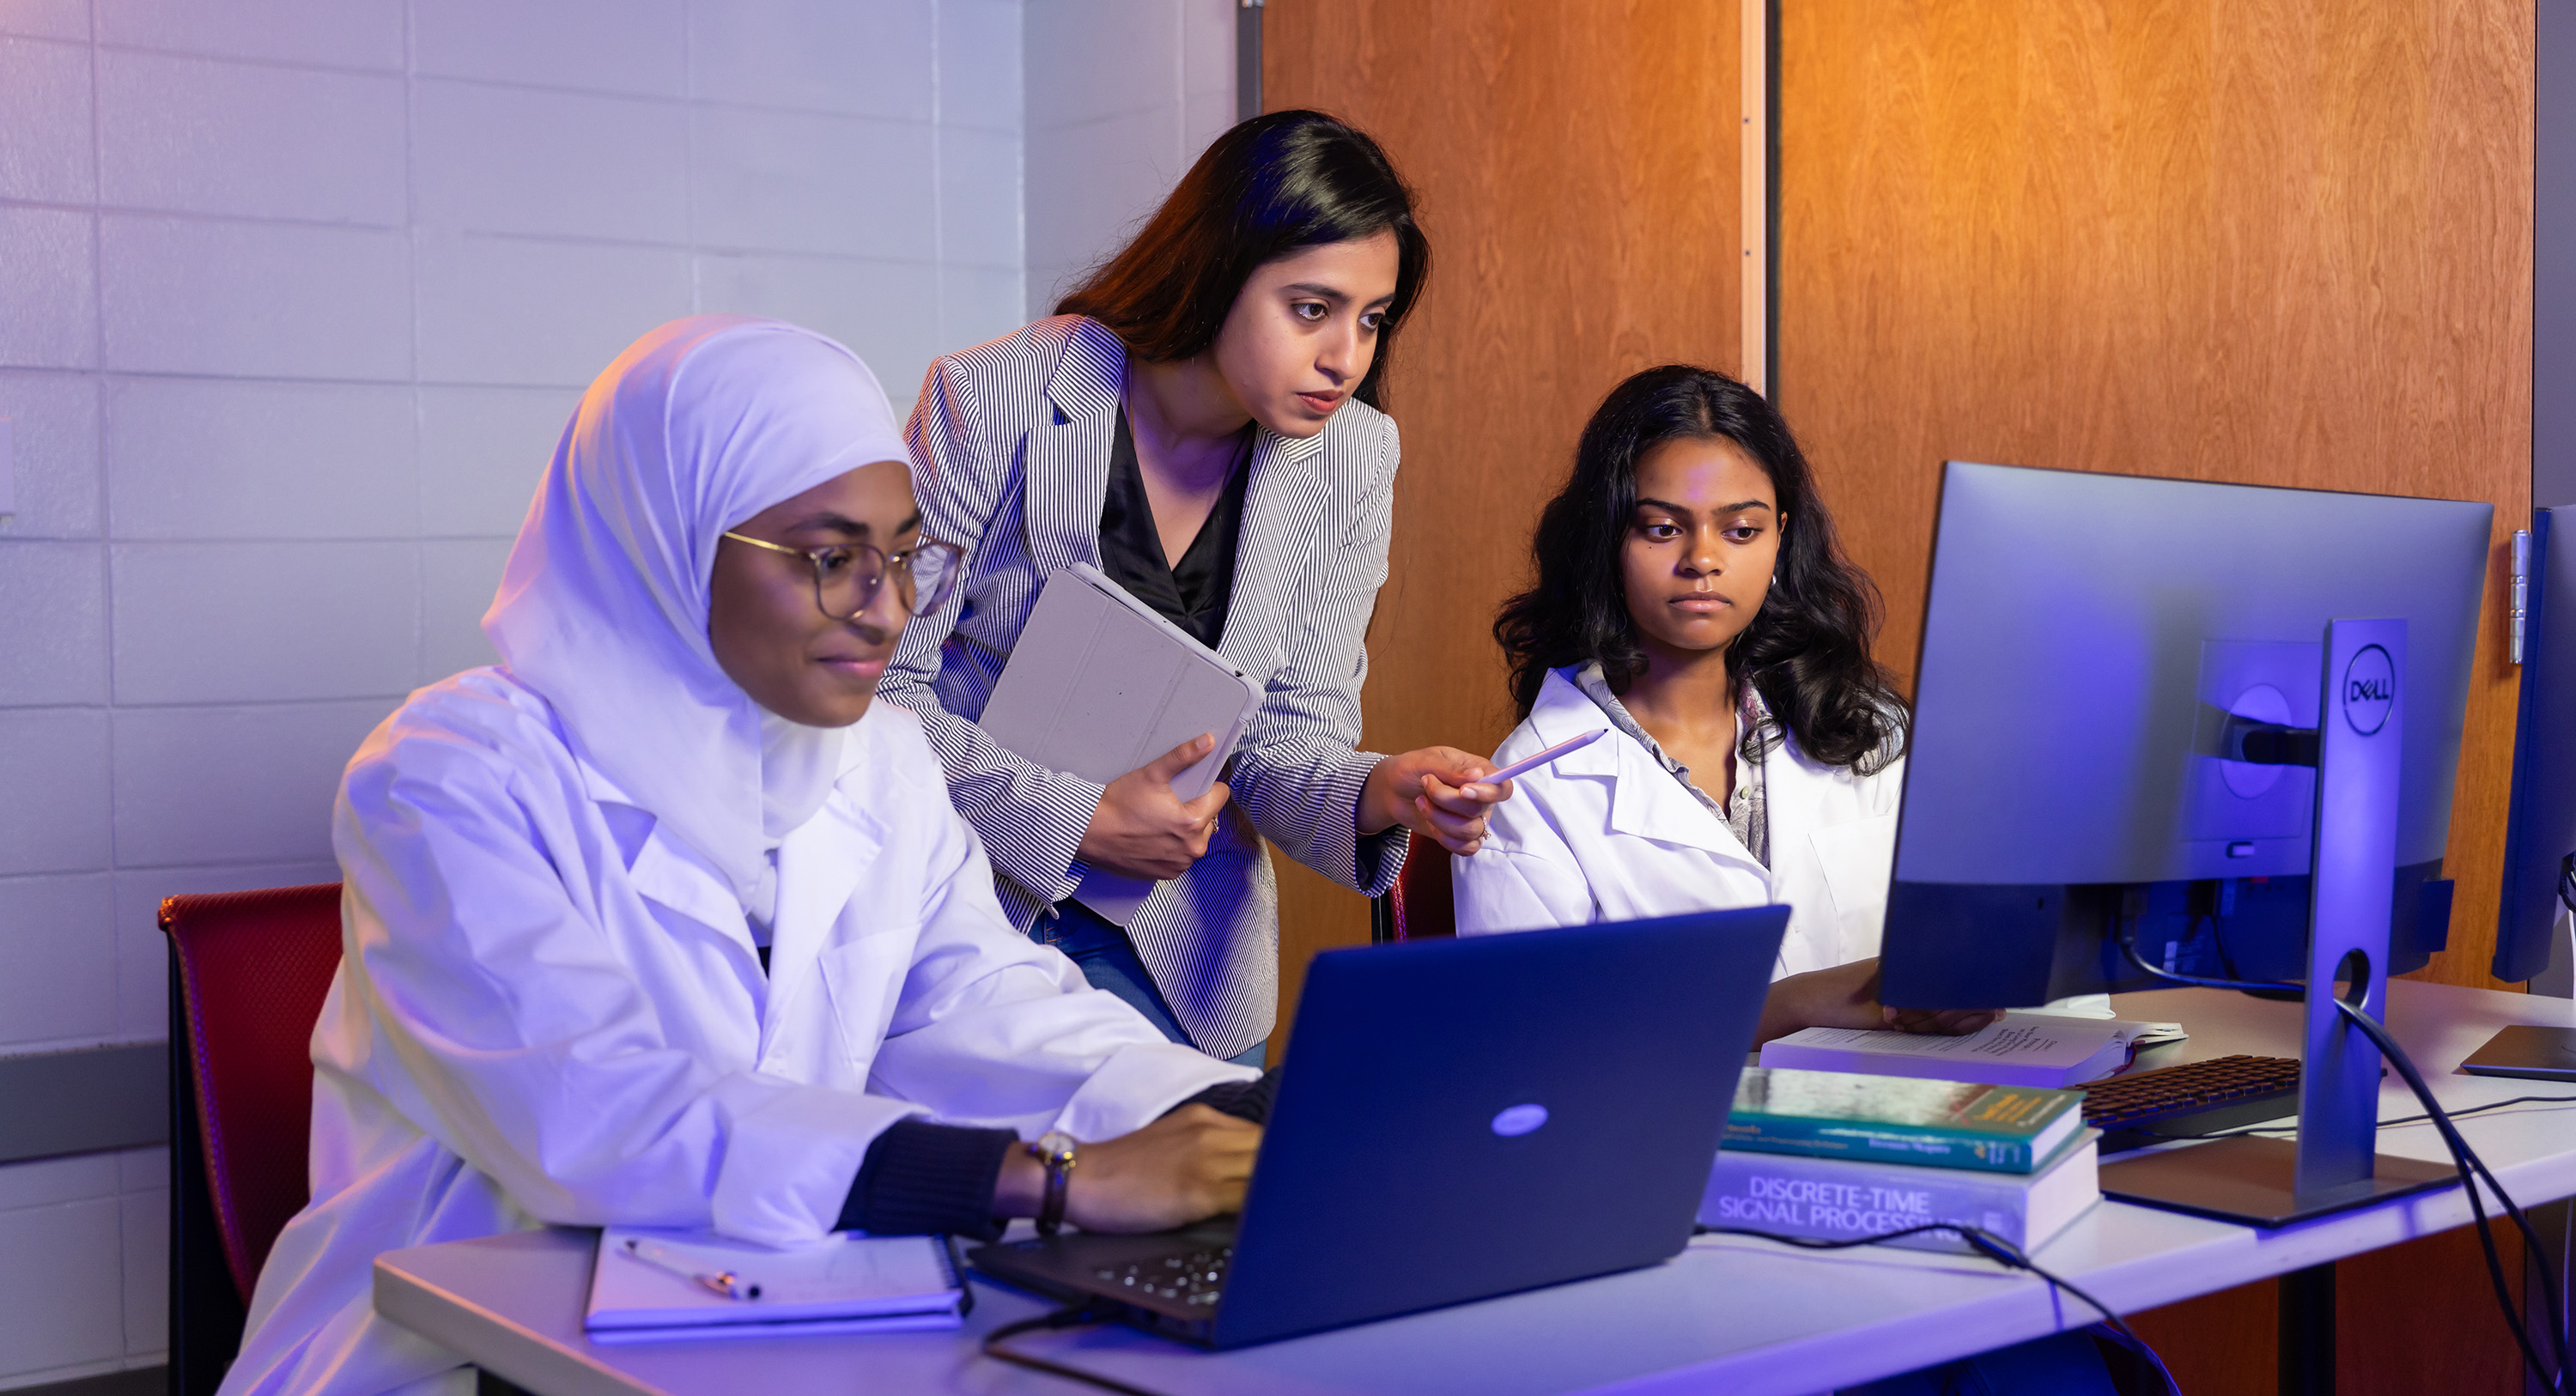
[1567,662,1770,868]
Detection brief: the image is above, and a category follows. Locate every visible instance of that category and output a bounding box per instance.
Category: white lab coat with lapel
[1453,667,1899,977]
[220,671,1252,1396]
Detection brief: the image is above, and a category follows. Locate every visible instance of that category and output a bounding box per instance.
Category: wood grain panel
[2123,1222,2528,1396]
[1778,0,2535,991]
[1264,0,1746,1054]
[2338,1223,2527,1395]
[2125,1275,2277,1396]
[1782,3,2536,1386]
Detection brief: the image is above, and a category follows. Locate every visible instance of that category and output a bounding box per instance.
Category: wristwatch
[1028,1132,1079,1236]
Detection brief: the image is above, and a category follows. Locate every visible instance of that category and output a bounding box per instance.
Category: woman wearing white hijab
[221,317,1263,1396]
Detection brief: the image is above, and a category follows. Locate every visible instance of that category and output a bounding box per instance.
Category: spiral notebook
[584,1228,967,1343]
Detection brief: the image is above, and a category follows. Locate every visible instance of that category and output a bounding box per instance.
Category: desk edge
[374,1250,661,1396]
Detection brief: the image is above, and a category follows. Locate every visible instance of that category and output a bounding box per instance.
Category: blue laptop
[969,906,1790,1349]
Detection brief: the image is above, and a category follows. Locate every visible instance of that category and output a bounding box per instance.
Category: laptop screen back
[1212,906,1790,1348]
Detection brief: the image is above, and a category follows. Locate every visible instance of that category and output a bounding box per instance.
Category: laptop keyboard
[1096,1245,1233,1308]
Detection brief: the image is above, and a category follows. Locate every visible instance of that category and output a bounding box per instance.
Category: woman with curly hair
[1457,365,1994,1042]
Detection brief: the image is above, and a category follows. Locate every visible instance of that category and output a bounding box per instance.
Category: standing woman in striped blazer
[884,111,1508,1066]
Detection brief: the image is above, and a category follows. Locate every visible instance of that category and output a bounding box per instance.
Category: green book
[1722,1067,2086,1174]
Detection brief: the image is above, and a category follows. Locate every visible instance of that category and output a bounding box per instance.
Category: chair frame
[1371,832,1455,943]
[169,938,248,1396]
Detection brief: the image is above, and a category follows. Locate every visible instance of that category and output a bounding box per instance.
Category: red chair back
[1387,835,1455,940]
[161,883,344,1304]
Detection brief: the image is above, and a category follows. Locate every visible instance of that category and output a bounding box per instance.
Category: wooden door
[1777,0,2533,992]
[1779,3,2535,1388]
[1263,0,1755,1053]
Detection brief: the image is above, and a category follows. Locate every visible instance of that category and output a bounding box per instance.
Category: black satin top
[1096,409,1253,649]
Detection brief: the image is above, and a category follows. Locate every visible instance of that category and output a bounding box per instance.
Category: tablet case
[978,563,1264,923]
[2458,1024,2576,1082]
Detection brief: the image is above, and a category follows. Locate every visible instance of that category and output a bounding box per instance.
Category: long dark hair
[1054,110,1431,410]
[1494,366,1906,772]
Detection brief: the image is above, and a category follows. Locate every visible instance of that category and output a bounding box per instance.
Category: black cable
[2113,919,2567,1387]
[2112,915,2296,998]
[1697,1222,2148,1351]
[2208,910,2246,982]
[2172,911,2234,983]
[2111,920,2562,1386]
[2168,1093,2576,1141]
[2327,997,2570,1393]
[981,1306,1175,1396]
[989,1231,2156,1393]
[2114,919,2572,1393]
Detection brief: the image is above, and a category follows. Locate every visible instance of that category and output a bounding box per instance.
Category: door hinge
[2511,528,2532,665]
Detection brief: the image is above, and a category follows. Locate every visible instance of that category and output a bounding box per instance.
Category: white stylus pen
[1478,726,1608,791]
[621,1236,762,1301]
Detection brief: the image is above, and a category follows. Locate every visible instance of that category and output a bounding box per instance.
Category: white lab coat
[1453,667,1899,976]
[222,669,1252,1396]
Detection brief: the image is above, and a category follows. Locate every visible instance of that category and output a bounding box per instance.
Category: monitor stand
[2099,617,2457,1226]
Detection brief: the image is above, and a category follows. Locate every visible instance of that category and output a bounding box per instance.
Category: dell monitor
[1879,461,2492,1223]
[2497,505,2576,991]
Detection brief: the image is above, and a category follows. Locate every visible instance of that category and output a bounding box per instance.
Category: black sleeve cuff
[1171,1067,1281,1126]
[835,1119,1018,1241]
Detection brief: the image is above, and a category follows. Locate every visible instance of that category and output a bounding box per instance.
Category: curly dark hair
[1054,110,1431,411]
[1494,365,1906,772]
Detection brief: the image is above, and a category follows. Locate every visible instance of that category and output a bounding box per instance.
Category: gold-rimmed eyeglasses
[720,531,965,620]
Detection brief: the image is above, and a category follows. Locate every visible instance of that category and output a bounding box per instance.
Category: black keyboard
[1093,1244,1232,1309]
[2082,1053,2303,1151]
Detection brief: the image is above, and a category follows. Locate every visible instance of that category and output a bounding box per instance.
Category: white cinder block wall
[0,0,1276,1383]
[1023,0,1236,318]
[0,0,1231,1385]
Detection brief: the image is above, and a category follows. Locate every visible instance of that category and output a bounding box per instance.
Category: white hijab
[484,315,912,904]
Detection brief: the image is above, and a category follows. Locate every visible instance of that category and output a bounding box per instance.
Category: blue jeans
[1035,900,1267,1069]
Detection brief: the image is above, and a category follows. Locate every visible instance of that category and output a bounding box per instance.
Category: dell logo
[2341,645,2394,737]
[1490,1103,1550,1138]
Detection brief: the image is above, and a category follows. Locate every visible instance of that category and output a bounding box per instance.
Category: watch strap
[1030,1132,1078,1236]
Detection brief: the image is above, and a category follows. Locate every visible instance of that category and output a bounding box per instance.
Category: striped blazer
[885,316,1410,1058]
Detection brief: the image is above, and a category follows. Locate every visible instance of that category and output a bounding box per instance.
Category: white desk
[373,980,2576,1396]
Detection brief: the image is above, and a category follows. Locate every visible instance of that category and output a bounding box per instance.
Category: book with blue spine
[1724,1066,2085,1174]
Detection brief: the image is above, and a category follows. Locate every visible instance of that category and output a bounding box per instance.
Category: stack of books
[1700,1067,2101,1254]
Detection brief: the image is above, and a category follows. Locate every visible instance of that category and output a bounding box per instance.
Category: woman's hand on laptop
[1753,958,2002,1046]
[1361,747,1513,856]
[1080,734,1233,880]
[996,1105,1261,1232]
